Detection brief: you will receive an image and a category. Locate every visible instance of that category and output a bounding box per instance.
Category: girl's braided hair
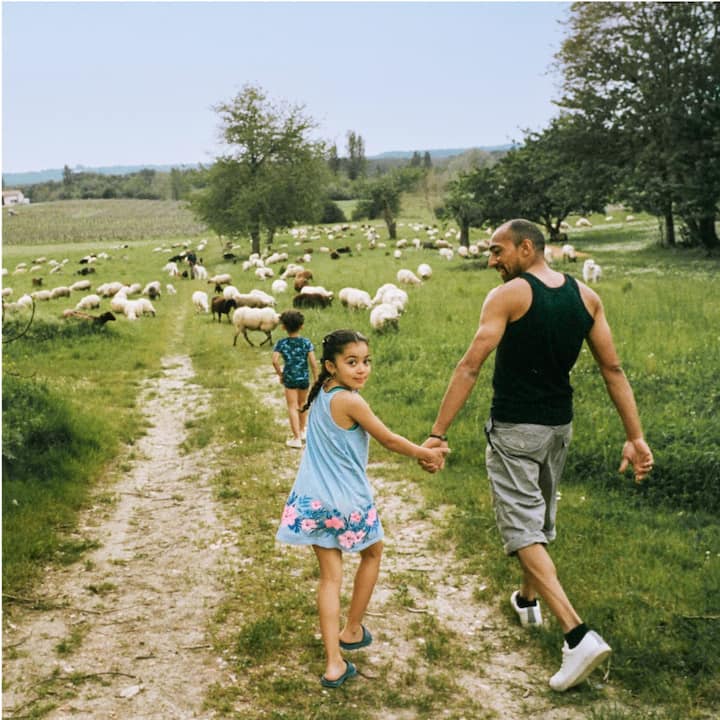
[301,329,369,412]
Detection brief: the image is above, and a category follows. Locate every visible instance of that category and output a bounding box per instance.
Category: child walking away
[276,329,449,687]
[272,310,319,449]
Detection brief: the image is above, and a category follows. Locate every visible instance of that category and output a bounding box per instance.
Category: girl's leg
[340,541,383,645]
[312,545,347,681]
[297,388,309,435]
[284,388,301,439]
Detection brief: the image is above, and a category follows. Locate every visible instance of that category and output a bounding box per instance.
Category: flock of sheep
[2,219,606,344]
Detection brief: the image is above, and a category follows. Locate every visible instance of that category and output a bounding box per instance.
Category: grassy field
[2,200,719,718]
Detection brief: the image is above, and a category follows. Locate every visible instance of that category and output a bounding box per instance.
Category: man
[423,218,653,691]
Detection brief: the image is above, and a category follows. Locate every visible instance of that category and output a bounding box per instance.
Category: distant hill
[3,146,513,186]
[371,145,512,160]
[2,163,202,187]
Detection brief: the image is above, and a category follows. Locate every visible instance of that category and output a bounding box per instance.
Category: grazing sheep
[143,281,162,299]
[255,266,274,280]
[31,277,44,287]
[300,285,333,299]
[232,306,281,347]
[163,261,179,276]
[271,279,288,295]
[76,294,101,310]
[370,303,400,332]
[70,279,92,292]
[110,290,130,313]
[49,286,71,299]
[582,259,602,283]
[248,289,275,306]
[438,247,454,260]
[417,263,432,280]
[339,287,372,310]
[193,264,208,281]
[62,309,116,325]
[625,215,635,222]
[211,296,238,322]
[396,268,422,286]
[575,217,592,228]
[31,290,52,302]
[192,290,209,313]
[293,269,314,292]
[166,283,177,295]
[123,298,156,320]
[2,287,13,298]
[293,293,332,309]
[223,285,242,300]
[209,273,232,286]
[561,244,577,262]
[16,294,34,310]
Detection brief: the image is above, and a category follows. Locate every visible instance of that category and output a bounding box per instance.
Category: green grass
[2,198,718,717]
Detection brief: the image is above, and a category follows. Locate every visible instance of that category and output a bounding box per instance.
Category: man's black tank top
[491,272,594,425]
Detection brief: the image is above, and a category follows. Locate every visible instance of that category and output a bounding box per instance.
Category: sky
[2,1,570,173]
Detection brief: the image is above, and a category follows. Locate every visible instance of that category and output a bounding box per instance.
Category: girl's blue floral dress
[276,386,383,552]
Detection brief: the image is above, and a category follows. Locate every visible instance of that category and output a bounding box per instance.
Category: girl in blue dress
[276,329,448,687]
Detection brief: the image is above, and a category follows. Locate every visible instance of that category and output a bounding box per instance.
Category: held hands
[619,438,654,483]
[419,437,450,474]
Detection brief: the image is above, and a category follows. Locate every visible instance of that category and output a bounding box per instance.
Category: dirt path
[2,354,237,719]
[4,360,602,719]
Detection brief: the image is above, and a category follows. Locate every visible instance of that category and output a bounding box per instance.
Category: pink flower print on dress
[301,519,318,532]
[349,511,362,524]
[338,531,358,549]
[366,507,377,525]
[324,516,346,530]
[281,505,298,526]
[310,500,323,510]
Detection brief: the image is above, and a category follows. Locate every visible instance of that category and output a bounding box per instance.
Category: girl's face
[326,341,371,391]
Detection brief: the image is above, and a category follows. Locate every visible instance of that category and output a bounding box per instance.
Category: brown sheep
[211,296,237,323]
[292,293,332,309]
[293,269,314,292]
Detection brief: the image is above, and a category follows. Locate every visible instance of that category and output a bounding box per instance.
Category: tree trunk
[266,228,275,247]
[384,208,397,240]
[664,208,676,247]
[459,220,470,247]
[698,215,719,251]
[250,230,261,256]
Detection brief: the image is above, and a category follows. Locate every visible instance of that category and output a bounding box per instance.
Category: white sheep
[192,290,209,313]
[300,285,333,299]
[582,259,602,283]
[561,244,577,262]
[457,245,469,258]
[255,266,274,280]
[76,294,101,310]
[2,287,13,298]
[110,290,130,313]
[370,302,400,332]
[209,273,232,286]
[248,289,276,307]
[142,281,162,299]
[70,280,92,292]
[163,261,179,276]
[166,283,177,295]
[339,287,372,310]
[232,306,281,347]
[49,286,71,299]
[30,290,52,302]
[438,247,454,260]
[223,285,242,300]
[271,279,288,295]
[393,249,402,260]
[396,269,421,286]
[417,263,432,280]
[575,217,592,228]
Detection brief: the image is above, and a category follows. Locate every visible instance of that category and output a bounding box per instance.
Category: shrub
[320,199,346,224]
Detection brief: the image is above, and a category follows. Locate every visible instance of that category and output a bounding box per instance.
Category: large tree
[346,130,367,181]
[556,2,720,249]
[191,84,329,254]
[438,167,496,246]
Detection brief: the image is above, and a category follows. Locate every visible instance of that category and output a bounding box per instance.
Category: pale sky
[2,1,569,173]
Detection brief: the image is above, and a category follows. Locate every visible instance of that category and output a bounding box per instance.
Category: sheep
[457,245,469,258]
[281,263,306,278]
[417,263,432,280]
[582,259,602,283]
[372,284,408,314]
[143,281,162,299]
[16,294,34,310]
[561,244,577,263]
[70,280,92,292]
[193,264,208,281]
[163,261,179,276]
[211,296,238,322]
[232,306,281,347]
[166,283,177,295]
[271,279,288,295]
[2,287,13,298]
[370,303,400,332]
[625,215,635,222]
[31,277,44,287]
[393,250,402,260]
[49,286,71,299]
[255,266,274,280]
[293,293,332,309]
[62,309,116,325]
[339,287,372,310]
[110,290,130,313]
[192,290,209,313]
[248,289,275,307]
[123,299,156,321]
[223,285,242,300]
[396,268,422,286]
[300,285,333,299]
[438,247,454,260]
[293,269,314,292]
[30,290,52,302]
[98,281,125,297]
[76,294,101,310]
[575,217,592,228]
[209,273,232,286]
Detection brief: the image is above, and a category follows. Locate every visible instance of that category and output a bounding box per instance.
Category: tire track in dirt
[2,354,237,719]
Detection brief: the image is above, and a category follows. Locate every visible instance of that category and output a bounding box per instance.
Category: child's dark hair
[279,310,304,334]
[301,329,369,412]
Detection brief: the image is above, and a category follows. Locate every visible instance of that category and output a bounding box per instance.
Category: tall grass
[2,202,718,715]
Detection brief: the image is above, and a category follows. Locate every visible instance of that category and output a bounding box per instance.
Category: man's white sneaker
[510,590,543,627]
[285,437,303,449]
[549,630,612,692]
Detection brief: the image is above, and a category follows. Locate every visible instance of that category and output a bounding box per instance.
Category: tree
[327,143,341,175]
[438,167,496,246]
[191,84,329,254]
[486,116,616,240]
[346,130,367,181]
[423,151,432,170]
[353,168,421,239]
[556,2,720,249]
